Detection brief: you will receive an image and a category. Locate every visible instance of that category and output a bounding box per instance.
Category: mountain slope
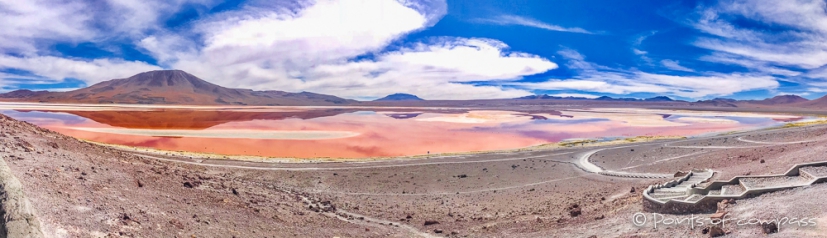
[0,70,356,106]
[746,95,809,105]
[0,89,50,99]
[691,98,739,107]
[797,94,827,109]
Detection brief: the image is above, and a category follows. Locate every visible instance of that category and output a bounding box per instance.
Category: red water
[2,109,783,158]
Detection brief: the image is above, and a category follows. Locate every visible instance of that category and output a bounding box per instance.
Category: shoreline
[88,135,688,164]
[88,119,827,164]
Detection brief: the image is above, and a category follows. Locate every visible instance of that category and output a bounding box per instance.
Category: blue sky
[1,0,826,101]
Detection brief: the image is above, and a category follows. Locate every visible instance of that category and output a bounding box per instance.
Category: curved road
[121,126,824,197]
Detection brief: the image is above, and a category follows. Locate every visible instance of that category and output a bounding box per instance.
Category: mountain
[0,89,50,98]
[692,98,739,107]
[517,94,585,100]
[594,96,640,101]
[644,96,674,102]
[796,94,827,109]
[746,95,809,105]
[0,70,356,106]
[691,95,810,108]
[517,94,676,102]
[374,93,424,101]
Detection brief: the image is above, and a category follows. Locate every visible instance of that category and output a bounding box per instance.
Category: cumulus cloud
[295,38,557,99]
[475,15,593,34]
[195,0,429,68]
[13,0,798,100]
[142,0,555,99]
[0,0,558,99]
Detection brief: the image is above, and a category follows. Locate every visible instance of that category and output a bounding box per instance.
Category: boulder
[761,222,778,234]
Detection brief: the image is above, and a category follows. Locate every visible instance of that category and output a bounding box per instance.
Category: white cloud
[660,59,694,72]
[134,0,555,100]
[0,0,94,54]
[691,0,827,79]
[633,49,648,55]
[191,37,556,100]
[0,55,162,84]
[3,0,548,100]
[476,15,593,34]
[512,50,779,98]
[519,72,777,98]
[631,31,656,63]
[0,0,221,55]
[0,0,219,88]
[193,0,430,69]
[295,38,556,99]
[699,52,801,77]
[775,91,810,97]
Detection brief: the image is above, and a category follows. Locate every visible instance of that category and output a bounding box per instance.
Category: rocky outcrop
[0,157,44,238]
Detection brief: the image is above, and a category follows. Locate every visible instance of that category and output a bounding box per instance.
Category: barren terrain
[3,111,827,237]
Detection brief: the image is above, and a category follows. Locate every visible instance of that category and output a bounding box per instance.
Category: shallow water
[0,105,804,158]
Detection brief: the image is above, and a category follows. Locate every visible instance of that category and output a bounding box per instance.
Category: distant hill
[746,95,809,105]
[0,89,50,99]
[516,94,676,102]
[691,95,811,108]
[644,96,674,102]
[374,93,424,101]
[515,94,591,100]
[516,94,587,100]
[692,98,739,107]
[595,96,639,101]
[0,70,356,106]
[796,94,827,109]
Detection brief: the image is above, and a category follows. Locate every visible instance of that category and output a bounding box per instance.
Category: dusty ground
[3,112,827,237]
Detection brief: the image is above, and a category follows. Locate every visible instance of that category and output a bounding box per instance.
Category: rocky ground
[3,113,827,237]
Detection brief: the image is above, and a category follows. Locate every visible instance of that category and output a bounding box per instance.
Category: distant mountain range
[0,70,822,109]
[0,70,355,105]
[373,93,424,101]
[516,94,677,102]
[690,95,810,108]
[515,94,822,108]
[751,95,809,105]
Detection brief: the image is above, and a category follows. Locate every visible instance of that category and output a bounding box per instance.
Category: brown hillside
[0,70,356,106]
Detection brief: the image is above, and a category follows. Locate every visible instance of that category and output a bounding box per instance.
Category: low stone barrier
[643,161,827,214]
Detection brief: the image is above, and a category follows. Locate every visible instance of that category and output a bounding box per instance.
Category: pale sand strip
[63,127,359,140]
